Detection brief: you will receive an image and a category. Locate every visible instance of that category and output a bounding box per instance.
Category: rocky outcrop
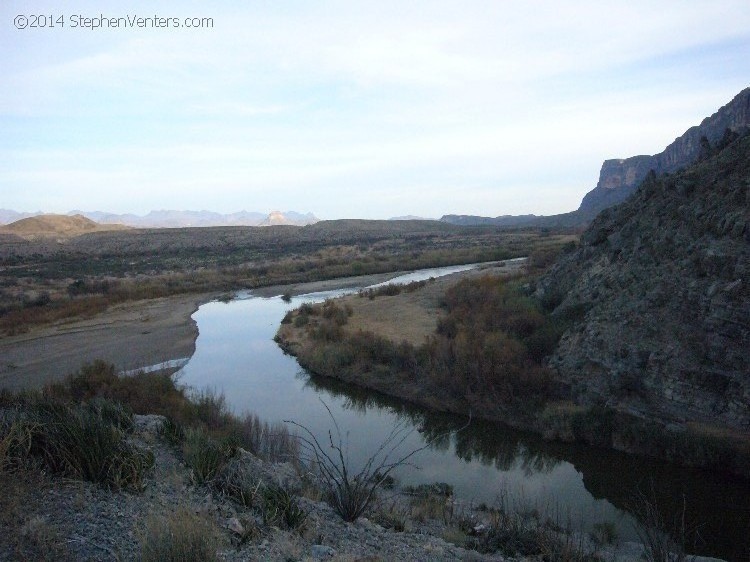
[579,87,750,216]
[442,87,750,228]
[537,133,750,434]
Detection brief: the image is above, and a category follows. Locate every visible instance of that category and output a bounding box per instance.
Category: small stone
[311,544,336,559]
[472,523,487,534]
[723,279,742,296]
[227,517,244,535]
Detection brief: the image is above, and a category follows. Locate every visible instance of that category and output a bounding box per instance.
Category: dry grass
[0,471,71,561]
[141,508,220,562]
[296,261,529,348]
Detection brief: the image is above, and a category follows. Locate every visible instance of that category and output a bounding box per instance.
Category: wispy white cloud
[1,0,748,217]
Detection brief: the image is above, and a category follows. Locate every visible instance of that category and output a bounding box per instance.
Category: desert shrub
[182,427,234,485]
[462,501,599,560]
[225,413,299,463]
[629,488,693,562]
[298,302,316,316]
[527,247,562,271]
[322,300,349,326]
[288,402,436,523]
[589,521,619,546]
[23,397,153,490]
[310,321,344,342]
[403,481,454,498]
[160,417,185,444]
[185,389,233,431]
[361,279,429,300]
[213,460,262,508]
[0,416,34,473]
[260,484,307,529]
[371,503,408,531]
[49,362,188,424]
[424,275,560,409]
[141,509,219,562]
[50,359,119,401]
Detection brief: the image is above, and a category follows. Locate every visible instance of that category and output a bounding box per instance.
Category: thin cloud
[1,0,748,217]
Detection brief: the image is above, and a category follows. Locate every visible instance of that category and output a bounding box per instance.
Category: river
[177,262,748,560]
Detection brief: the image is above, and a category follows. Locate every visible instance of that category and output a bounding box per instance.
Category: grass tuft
[182,427,234,485]
[141,509,219,562]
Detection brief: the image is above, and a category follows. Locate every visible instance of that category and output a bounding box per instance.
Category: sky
[1,1,749,220]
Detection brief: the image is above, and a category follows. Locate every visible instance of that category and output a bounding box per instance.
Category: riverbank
[1,362,723,562]
[275,267,750,479]
[6,410,716,562]
[274,262,544,426]
[0,294,206,392]
[0,270,425,392]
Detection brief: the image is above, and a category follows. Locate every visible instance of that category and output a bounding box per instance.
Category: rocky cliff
[537,132,750,434]
[579,87,750,216]
[442,87,750,227]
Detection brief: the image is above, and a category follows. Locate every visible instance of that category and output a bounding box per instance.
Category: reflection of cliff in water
[303,372,750,561]
[302,371,560,473]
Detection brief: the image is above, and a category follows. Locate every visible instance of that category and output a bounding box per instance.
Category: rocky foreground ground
[0,414,725,562]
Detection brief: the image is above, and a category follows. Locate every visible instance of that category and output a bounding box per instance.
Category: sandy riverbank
[0,270,419,392]
[0,294,208,392]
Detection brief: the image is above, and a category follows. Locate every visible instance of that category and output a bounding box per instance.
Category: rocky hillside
[536,131,750,432]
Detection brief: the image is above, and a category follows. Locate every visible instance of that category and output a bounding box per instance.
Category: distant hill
[257,211,318,227]
[0,214,129,238]
[0,210,320,228]
[0,209,40,224]
[388,215,436,221]
[440,214,539,227]
[441,87,750,228]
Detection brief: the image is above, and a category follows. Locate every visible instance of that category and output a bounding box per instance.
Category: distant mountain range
[0,210,319,228]
[441,87,750,228]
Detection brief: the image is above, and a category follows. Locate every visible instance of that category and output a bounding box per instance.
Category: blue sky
[2,1,749,219]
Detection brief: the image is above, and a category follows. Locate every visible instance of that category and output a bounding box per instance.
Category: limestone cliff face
[579,87,750,216]
[537,133,750,431]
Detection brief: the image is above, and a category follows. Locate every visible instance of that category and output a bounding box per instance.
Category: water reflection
[306,371,750,559]
[178,263,749,560]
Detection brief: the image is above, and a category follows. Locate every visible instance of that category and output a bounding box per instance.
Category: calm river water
[177,263,748,560]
